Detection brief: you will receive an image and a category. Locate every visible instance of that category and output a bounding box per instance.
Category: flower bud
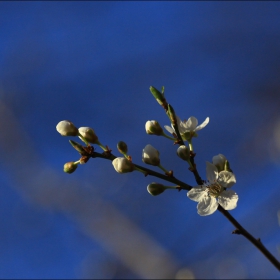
[147,183,166,196]
[117,141,128,155]
[177,145,190,161]
[63,161,78,174]
[145,120,163,136]
[142,144,160,166]
[212,154,227,172]
[112,157,134,173]
[69,140,86,154]
[78,127,98,144]
[56,121,78,136]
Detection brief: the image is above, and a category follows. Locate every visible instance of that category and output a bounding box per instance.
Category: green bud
[150,86,167,107]
[69,140,85,154]
[177,145,190,161]
[147,183,166,196]
[117,141,128,155]
[63,161,79,174]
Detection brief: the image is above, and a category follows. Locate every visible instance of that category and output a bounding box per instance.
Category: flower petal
[212,154,227,170]
[184,116,198,131]
[206,162,218,183]
[187,186,207,202]
[178,123,188,134]
[170,116,187,135]
[197,195,218,216]
[194,117,209,131]
[175,115,182,124]
[218,189,238,210]
[164,125,175,135]
[218,171,236,188]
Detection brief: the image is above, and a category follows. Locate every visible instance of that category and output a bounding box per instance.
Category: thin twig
[189,151,204,185]
[217,206,280,271]
[90,151,192,190]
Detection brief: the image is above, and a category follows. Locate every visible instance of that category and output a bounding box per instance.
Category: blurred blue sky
[1,1,280,279]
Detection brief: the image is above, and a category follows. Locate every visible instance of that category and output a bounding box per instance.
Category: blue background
[0,1,280,279]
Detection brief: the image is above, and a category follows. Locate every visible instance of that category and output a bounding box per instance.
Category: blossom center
[205,181,223,198]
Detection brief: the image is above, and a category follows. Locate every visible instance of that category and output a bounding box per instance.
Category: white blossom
[78,127,98,144]
[142,144,160,166]
[112,157,134,173]
[145,120,163,136]
[187,162,238,216]
[164,116,209,141]
[56,120,78,136]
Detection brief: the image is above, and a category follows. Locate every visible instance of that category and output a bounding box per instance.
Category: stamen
[203,180,223,198]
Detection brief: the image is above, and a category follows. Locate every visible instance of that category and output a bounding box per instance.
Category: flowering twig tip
[56,85,280,272]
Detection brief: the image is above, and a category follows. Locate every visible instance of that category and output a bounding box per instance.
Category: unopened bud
[112,157,134,173]
[142,144,160,166]
[145,120,163,136]
[177,145,190,161]
[78,127,98,144]
[212,154,227,172]
[117,141,128,155]
[56,120,79,136]
[69,140,86,154]
[63,161,79,174]
[147,183,166,196]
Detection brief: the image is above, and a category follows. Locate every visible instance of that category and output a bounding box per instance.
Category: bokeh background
[1,1,280,279]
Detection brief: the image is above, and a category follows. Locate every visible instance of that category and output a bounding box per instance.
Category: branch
[217,206,280,271]
[90,150,280,271]
[189,151,204,185]
[90,151,192,190]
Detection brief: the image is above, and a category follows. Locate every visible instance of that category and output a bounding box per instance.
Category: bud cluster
[56,120,107,174]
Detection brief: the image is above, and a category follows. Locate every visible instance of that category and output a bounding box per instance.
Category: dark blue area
[1,1,280,279]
